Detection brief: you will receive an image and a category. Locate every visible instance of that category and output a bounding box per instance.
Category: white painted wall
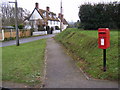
[32,20,38,31]
[53,30,60,34]
[48,20,60,29]
[58,22,60,29]
[33,31,47,36]
[29,9,42,20]
[62,24,68,31]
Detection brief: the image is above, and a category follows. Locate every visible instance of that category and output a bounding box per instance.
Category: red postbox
[98,28,110,49]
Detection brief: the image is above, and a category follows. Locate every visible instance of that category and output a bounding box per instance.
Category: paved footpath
[45,38,118,88]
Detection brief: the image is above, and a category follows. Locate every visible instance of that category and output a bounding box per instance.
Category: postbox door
[98,28,110,49]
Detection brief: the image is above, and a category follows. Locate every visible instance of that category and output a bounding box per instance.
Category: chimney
[61,14,63,18]
[58,13,63,18]
[35,3,39,9]
[46,6,50,11]
[58,13,61,18]
[58,13,63,22]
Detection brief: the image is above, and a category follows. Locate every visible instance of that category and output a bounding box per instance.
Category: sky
[1,0,119,22]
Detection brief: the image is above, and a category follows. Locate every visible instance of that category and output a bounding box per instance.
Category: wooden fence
[0,29,31,41]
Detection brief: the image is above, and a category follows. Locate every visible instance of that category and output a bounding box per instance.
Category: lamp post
[9,0,19,46]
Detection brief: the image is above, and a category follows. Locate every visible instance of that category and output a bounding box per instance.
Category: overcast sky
[1,0,119,22]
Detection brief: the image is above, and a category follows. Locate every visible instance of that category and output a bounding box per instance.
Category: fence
[0,29,31,41]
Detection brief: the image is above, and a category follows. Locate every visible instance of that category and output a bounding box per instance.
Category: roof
[63,19,68,25]
[28,8,60,22]
[58,17,68,25]
[38,9,59,21]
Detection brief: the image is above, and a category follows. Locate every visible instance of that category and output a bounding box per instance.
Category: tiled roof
[37,8,59,21]
[58,13,68,25]
[28,5,68,26]
[63,19,68,25]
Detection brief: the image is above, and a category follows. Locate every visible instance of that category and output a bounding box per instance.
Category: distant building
[25,2,68,33]
[58,13,68,31]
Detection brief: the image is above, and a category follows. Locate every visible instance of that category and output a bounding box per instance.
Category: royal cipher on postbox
[98,28,110,49]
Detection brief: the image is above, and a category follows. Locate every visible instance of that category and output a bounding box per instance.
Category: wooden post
[2,30,4,41]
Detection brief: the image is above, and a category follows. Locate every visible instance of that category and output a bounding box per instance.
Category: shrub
[38,25,45,31]
[18,24,24,29]
[78,2,120,30]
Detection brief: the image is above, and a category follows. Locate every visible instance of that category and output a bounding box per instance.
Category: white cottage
[27,3,61,35]
[26,2,68,35]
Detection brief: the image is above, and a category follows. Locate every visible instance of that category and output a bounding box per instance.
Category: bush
[38,25,45,31]
[18,24,24,29]
[4,37,16,41]
[79,2,120,30]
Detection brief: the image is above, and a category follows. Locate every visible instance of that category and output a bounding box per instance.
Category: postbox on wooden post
[98,28,110,72]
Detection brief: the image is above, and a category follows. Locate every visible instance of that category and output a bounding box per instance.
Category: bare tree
[1,2,30,26]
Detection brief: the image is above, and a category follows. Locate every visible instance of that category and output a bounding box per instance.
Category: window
[56,21,58,25]
[48,21,50,25]
[43,12,46,17]
[48,13,52,18]
[54,15,56,19]
[50,20,52,25]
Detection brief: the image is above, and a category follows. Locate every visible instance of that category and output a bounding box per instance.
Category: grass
[2,39,46,85]
[55,28,119,81]
[0,43,2,82]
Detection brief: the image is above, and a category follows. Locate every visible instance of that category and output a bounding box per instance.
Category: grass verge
[55,28,118,81]
[2,39,46,86]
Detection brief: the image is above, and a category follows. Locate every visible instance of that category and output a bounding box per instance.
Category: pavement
[45,38,118,88]
[0,34,55,47]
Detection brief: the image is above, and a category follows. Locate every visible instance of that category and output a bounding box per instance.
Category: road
[0,34,55,47]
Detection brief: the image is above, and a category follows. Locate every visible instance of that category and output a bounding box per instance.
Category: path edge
[41,44,47,88]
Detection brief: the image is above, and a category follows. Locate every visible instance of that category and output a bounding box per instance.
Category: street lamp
[9,0,19,46]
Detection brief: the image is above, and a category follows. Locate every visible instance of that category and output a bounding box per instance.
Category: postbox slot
[99,32,106,34]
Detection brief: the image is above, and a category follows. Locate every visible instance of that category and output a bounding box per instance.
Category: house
[58,13,69,31]
[25,2,68,35]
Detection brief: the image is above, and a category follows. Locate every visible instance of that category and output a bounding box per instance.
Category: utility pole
[60,0,63,32]
[9,0,19,46]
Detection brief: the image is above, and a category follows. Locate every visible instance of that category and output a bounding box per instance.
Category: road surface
[0,34,55,47]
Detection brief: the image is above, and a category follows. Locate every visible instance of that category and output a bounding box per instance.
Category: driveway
[0,34,55,47]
